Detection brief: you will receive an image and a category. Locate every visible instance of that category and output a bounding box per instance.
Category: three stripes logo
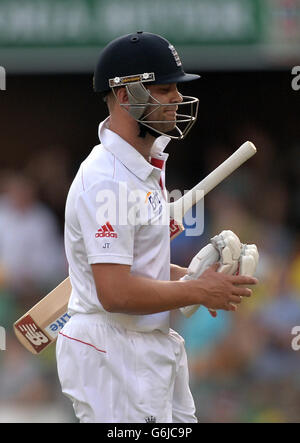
[95,221,118,239]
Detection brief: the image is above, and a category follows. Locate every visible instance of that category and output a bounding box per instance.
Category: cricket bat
[14,141,257,354]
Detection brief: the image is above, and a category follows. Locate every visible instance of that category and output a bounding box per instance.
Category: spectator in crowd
[24,146,72,231]
[0,171,67,309]
[0,170,73,422]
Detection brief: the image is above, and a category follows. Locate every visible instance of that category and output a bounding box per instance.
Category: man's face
[144,83,183,134]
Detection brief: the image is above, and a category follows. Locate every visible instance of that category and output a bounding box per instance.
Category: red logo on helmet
[95,222,118,238]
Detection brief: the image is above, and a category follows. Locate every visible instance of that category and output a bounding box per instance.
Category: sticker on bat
[45,312,72,339]
[15,315,51,352]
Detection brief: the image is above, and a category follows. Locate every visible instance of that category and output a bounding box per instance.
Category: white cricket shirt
[65,117,172,333]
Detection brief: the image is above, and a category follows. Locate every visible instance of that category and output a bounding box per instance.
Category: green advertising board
[0,0,263,47]
[0,0,298,71]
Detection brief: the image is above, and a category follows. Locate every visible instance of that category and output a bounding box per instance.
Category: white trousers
[56,312,197,423]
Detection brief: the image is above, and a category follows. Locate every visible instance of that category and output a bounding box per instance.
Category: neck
[108,114,155,162]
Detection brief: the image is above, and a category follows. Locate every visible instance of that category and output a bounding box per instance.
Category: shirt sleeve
[76,179,136,266]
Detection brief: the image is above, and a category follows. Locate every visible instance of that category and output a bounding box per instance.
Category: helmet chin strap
[138,122,161,139]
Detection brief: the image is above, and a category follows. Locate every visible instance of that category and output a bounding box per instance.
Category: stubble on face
[143,84,180,133]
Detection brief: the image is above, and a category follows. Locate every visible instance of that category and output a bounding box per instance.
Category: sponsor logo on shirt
[95,221,118,238]
[145,190,162,215]
[169,218,183,238]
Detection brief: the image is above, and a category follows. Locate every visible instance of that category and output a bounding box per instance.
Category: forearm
[119,275,199,314]
[94,268,199,315]
[92,263,258,316]
[170,263,187,281]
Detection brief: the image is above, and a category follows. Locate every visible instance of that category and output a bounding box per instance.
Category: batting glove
[180,230,259,318]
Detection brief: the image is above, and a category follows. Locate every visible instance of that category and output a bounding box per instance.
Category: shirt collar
[98,117,170,182]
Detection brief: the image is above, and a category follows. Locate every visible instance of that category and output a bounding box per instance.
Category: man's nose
[171,88,183,104]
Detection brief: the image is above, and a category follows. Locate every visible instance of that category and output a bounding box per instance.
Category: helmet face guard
[136,94,199,140]
[94,31,200,139]
[110,76,199,140]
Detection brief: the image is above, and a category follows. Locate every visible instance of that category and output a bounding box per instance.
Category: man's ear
[115,86,129,104]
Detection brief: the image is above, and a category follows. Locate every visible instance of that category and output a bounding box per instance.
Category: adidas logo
[95,221,118,238]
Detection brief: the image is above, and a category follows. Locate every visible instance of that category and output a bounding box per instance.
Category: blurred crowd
[0,148,74,422]
[171,124,300,423]
[0,123,299,422]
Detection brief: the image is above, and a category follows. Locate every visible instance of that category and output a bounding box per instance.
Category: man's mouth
[164,110,177,119]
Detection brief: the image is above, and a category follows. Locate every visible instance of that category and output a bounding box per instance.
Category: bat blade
[14,141,257,354]
[14,277,72,354]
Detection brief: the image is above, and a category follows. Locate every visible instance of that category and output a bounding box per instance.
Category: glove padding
[180,230,258,318]
[240,244,259,276]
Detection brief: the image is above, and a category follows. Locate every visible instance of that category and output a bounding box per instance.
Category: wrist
[180,278,206,306]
